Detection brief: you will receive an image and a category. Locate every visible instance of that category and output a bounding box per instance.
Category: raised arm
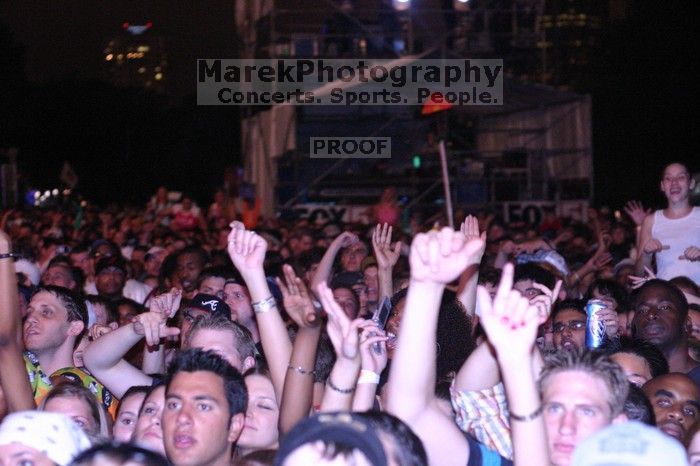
[227,222,292,402]
[372,223,402,302]
[352,323,388,411]
[0,229,35,412]
[634,213,661,275]
[386,228,484,466]
[310,232,358,292]
[316,281,365,413]
[477,264,560,466]
[83,301,179,398]
[456,215,487,317]
[277,264,322,434]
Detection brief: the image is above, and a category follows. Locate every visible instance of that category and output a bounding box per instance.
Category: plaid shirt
[451,381,513,460]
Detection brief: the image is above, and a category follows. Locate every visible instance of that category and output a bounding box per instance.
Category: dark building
[103,21,167,93]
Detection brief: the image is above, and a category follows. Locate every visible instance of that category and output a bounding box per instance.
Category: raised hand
[514,239,551,256]
[227,221,267,273]
[590,299,620,338]
[624,200,650,226]
[277,264,318,328]
[409,227,485,284]
[628,266,656,289]
[317,281,364,361]
[476,263,540,355]
[642,238,669,255]
[460,215,487,264]
[680,246,700,261]
[132,311,180,347]
[88,324,116,341]
[528,281,563,324]
[372,223,401,269]
[359,323,389,374]
[148,288,182,320]
[592,251,613,270]
[333,231,359,249]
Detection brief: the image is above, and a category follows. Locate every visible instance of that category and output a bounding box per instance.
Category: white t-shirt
[652,207,700,283]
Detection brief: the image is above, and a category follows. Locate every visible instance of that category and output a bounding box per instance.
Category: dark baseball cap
[186,293,231,320]
[94,255,127,276]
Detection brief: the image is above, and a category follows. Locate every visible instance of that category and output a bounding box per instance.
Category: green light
[412,155,421,169]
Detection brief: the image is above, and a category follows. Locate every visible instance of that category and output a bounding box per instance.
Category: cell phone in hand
[370,297,392,354]
[372,297,392,330]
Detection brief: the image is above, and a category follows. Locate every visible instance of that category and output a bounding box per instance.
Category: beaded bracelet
[0,252,18,260]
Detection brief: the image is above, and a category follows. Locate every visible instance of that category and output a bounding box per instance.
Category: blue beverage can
[585,299,607,349]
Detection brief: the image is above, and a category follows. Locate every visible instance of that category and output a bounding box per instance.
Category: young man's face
[340,244,368,273]
[186,328,245,371]
[198,277,225,298]
[631,284,685,350]
[177,253,205,293]
[513,279,544,301]
[660,163,694,204]
[610,352,652,387]
[23,291,80,355]
[542,370,615,466]
[333,287,359,319]
[223,283,253,324]
[642,373,700,442]
[163,371,243,466]
[95,268,126,297]
[552,309,586,351]
[363,266,379,304]
[42,265,75,290]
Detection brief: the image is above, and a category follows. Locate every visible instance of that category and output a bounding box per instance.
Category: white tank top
[652,207,700,283]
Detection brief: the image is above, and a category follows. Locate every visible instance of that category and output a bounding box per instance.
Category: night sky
[1,1,697,210]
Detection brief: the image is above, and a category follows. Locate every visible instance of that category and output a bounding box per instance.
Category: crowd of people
[0,161,698,466]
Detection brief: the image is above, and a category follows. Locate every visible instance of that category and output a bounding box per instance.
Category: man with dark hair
[512,263,555,300]
[42,258,83,292]
[550,299,586,351]
[196,266,235,299]
[635,162,700,282]
[163,348,247,466]
[630,279,700,383]
[608,336,669,387]
[176,246,209,299]
[642,372,700,442]
[94,255,128,300]
[22,285,116,416]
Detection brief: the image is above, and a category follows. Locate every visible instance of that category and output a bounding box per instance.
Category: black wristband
[0,252,18,260]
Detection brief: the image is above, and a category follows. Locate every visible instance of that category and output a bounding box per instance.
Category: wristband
[288,364,316,376]
[327,377,355,394]
[358,369,380,385]
[509,405,543,422]
[0,252,18,260]
[252,296,277,314]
